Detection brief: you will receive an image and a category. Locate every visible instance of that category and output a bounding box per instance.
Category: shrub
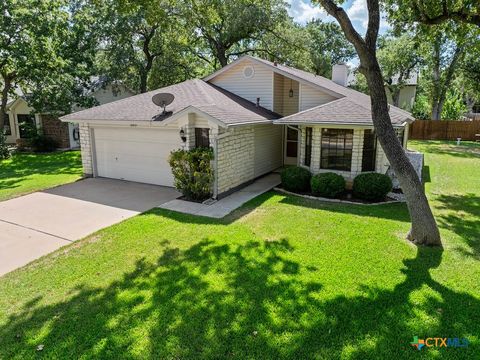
[0,132,10,160]
[353,173,393,201]
[311,172,345,198]
[169,147,214,201]
[281,166,311,192]
[29,134,57,153]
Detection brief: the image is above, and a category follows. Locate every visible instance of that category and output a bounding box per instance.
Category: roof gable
[205,55,414,124]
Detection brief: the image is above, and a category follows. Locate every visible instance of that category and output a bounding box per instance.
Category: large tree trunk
[391,87,401,108]
[364,61,441,245]
[318,0,441,246]
[430,36,463,120]
[0,73,13,132]
[431,101,442,120]
[216,46,228,67]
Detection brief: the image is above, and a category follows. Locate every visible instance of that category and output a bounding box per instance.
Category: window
[3,115,11,135]
[304,127,312,166]
[195,128,210,148]
[286,126,298,158]
[320,128,353,171]
[17,114,36,138]
[362,129,377,172]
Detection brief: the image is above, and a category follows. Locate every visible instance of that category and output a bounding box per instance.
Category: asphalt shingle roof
[61,79,278,125]
[62,56,414,127]
[274,97,408,126]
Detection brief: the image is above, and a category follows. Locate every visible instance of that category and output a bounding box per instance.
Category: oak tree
[315,0,442,246]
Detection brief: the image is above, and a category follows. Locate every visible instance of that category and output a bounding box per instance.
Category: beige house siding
[273,73,299,116]
[299,83,337,112]
[386,85,416,111]
[79,123,93,176]
[254,124,282,177]
[216,123,281,195]
[209,58,274,111]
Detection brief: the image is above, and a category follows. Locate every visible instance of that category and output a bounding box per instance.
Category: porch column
[351,128,364,178]
[310,126,322,173]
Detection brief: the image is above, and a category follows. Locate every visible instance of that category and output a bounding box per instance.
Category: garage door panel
[93,127,180,186]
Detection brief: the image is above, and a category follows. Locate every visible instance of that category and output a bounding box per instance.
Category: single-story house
[5,80,135,148]
[61,55,414,198]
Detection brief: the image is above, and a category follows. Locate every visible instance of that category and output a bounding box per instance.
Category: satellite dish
[152,93,175,115]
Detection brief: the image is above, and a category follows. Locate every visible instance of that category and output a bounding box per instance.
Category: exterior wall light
[180,128,186,143]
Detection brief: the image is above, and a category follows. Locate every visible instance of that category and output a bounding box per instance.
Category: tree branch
[365,0,380,50]
[413,0,480,26]
[317,0,365,45]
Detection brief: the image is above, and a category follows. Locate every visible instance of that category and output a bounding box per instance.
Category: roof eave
[273,120,408,128]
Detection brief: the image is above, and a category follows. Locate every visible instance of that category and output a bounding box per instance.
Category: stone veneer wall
[216,126,255,194]
[41,115,70,148]
[298,125,390,185]
[79,123,93,176]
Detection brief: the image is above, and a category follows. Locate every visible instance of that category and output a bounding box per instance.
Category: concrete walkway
[158,173,280,218]
[0,178,179,276]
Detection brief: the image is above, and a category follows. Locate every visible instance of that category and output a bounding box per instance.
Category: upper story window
[320,128,353,171]
[195,128,210,148]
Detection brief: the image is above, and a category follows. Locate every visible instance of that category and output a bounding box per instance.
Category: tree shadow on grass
[435,193,480,259]
[1,236,478,359]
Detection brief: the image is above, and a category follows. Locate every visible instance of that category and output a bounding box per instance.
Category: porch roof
[274,98,409,127]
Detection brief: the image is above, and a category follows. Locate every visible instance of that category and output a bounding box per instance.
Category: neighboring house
[61,55,414,198]
[344,65,418,111]
[5,81,135,148]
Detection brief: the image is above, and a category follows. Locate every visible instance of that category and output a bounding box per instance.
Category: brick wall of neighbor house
[216,126,255,194]
[41,115,70,148]
[79,123,93,176]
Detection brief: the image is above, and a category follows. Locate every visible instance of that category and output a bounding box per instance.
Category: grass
[0,141,479,359]
[0,151,82,201]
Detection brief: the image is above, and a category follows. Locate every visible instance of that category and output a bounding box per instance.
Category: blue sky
[287,0,390,35]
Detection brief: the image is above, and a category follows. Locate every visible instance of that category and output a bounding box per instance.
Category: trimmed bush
[281,166,311,192]
[30,134,57,153]
[353,173,393,201]
[169,147,214,201]
[311,172,346,198]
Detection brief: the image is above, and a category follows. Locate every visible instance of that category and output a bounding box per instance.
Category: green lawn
[0,141,479,359]
[0,151,82,201]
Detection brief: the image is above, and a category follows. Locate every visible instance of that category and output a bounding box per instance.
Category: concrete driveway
[0,178,179,276]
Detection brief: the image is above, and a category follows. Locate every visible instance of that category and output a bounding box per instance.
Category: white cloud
[286,0,333,24]
[346,0,391,34]
[287,0,390,34]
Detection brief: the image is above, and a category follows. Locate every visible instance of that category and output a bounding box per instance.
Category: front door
[284,125,298,165]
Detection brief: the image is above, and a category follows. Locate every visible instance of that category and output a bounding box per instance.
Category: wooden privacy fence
[409,120,480,141]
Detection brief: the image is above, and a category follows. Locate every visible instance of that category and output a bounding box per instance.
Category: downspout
[212,131,231,199]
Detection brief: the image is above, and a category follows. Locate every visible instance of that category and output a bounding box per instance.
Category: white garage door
[93,127,180,186]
